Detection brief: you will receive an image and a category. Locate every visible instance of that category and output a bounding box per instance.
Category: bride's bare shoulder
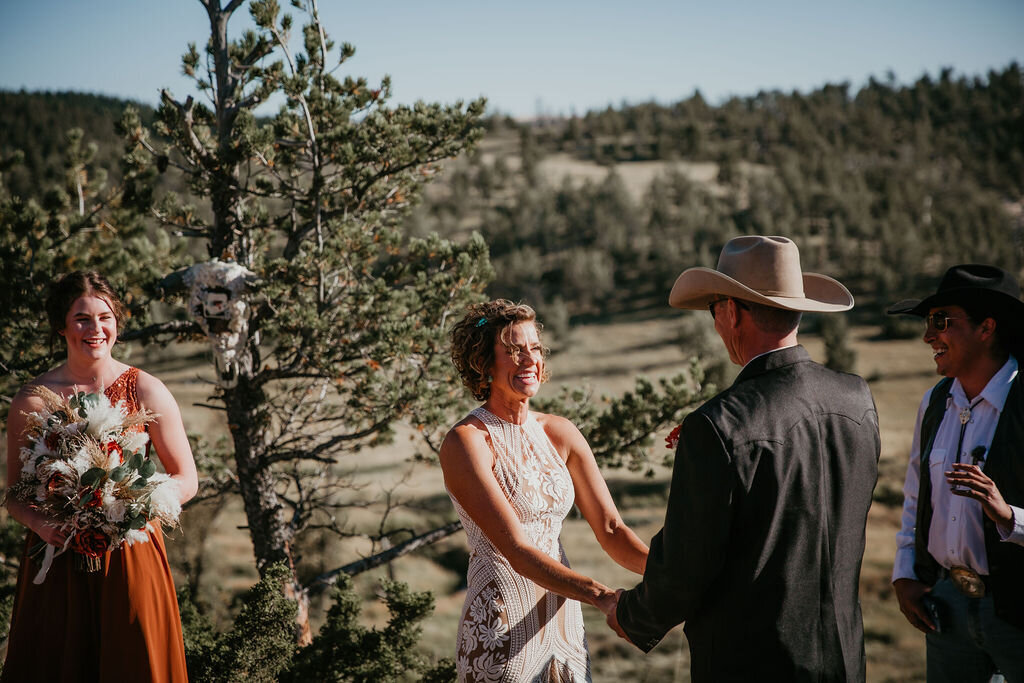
[444,414,487,445]
[441,413,493,463]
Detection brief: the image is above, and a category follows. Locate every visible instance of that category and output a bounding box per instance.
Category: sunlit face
[60,296,118,361]
[489,322,544,400]
[923,304,987,380]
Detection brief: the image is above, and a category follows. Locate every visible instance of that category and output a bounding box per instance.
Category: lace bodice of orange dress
[446,407,591,683]
[2,367,189,683]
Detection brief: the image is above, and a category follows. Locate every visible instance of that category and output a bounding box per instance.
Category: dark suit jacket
[617,345,880,683]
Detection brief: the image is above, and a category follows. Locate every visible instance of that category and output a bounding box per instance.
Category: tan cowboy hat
[669,235,853,312]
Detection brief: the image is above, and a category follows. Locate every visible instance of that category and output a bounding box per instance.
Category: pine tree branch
[160,91,208,161]
[306,520,463,593]
[119,319,203,343]
[154,267,192,298]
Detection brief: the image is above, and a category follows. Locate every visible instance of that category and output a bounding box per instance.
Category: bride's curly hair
[450,299,549,401]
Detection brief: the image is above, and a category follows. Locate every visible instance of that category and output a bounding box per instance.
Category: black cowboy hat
[887,264,1024,327]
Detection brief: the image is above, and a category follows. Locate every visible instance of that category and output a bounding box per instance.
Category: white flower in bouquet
[31,438,54,459]
[104,498,127,524]
[120,431,150,456]
[71,447,93,476]
[145,473,182,521]
[124,528,150,546]
[19,452,38,478]
[82,396,128,439]
[100,445,122,470]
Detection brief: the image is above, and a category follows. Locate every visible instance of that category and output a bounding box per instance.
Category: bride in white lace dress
[441,300,649,682]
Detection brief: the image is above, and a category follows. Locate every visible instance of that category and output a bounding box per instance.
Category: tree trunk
[225,375,312,645]
[199,0,311,644]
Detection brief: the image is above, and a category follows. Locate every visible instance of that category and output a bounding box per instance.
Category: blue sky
[1,0,1022,118]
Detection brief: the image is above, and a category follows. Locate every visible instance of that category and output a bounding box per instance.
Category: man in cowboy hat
[889,264,1024,682]
[607,235,880,682]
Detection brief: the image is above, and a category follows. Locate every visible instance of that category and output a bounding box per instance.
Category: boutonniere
[665,424,682,451]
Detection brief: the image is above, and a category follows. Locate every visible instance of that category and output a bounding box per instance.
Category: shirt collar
[742,343,798,371]
[950,355,1018,413]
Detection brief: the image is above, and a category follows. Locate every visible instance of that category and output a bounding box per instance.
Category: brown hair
[46,271,127,349]
[450,299,549,401]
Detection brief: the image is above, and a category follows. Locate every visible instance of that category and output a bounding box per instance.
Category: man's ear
[727,299,744,327]
[977,317,1000,347]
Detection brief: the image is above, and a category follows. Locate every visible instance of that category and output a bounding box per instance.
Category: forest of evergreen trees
[3,62,1023,332]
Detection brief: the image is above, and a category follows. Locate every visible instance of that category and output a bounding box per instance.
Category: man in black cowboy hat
[889,264,1024,682]
[608,235,880,682]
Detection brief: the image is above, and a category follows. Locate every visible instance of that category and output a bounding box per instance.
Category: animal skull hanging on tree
[184,259,258,388]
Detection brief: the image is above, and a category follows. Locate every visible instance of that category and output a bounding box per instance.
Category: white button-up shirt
[893,356,1024,581]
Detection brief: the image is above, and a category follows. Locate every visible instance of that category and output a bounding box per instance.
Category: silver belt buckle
[949,565,986,598]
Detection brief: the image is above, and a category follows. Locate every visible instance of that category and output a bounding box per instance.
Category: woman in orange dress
[3,271,198,683]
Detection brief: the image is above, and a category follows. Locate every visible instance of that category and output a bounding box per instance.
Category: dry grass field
[131,312,937,682]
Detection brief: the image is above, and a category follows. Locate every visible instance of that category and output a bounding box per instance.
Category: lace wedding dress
[447,407,591,683]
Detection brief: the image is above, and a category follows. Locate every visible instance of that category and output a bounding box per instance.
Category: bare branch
[262,416,392,465]
[307,520,463,593]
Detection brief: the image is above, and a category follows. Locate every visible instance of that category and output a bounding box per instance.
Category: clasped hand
[597,588,631,642]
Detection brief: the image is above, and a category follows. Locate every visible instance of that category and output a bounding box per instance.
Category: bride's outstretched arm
[440,418,618,614]
[540,414,649,575]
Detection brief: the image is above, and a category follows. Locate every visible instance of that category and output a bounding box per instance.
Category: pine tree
[3,0,490,644]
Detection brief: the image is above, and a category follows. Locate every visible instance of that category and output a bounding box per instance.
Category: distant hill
[0,90,155,198]
[3,65,1022,326]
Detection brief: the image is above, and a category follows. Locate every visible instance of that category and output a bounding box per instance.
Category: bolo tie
[951,394,987,491]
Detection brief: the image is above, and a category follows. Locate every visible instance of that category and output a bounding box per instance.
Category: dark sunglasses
[925,312,968,332]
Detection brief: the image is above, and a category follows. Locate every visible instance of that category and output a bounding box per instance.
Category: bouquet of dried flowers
[9,386,182,583]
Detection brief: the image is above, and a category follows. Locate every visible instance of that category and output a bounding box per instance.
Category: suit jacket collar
[733,344,810,386]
